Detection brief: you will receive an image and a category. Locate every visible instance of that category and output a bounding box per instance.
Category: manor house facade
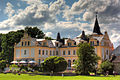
[14,15,113,69]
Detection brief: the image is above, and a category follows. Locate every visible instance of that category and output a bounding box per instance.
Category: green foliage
[0,60,7,70]
[41,56,67,73]
[25,26,45,38]
[45,37,53,40]
[74,43,100,75]
[0,30,24,62]
[100,60,113,74]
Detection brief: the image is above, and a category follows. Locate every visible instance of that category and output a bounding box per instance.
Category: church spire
[56,32,61,41]
[93,12,102,35]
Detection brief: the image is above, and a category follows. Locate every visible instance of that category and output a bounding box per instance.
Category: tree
[25,27,45,38]
[100,60,113,75]
[41,56,67,74]
[45,37,53,40]
[0,60,7,70]
[74,43,100,75]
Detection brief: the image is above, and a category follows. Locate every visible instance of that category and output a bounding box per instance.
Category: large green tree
[0,30,24,62]
[41,56,67,74]
[74,43,100,75]
[25,27,45,38]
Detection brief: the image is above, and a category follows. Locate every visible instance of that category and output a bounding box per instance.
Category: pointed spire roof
[93,12,103,35]
[81,31,86,40]
[56,32,61,41]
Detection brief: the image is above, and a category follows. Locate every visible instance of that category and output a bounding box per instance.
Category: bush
[100,60,113,75]
[41,56,67,74]
[0,60,7,70]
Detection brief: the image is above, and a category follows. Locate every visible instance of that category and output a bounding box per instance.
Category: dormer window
[74,42,76,45]
[56,43,58,47]
[43,42,47,46]
[68,42,71,46]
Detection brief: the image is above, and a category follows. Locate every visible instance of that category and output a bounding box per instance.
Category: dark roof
[93,14,103,35]
[80,31,89,42]
[56,32,61,41]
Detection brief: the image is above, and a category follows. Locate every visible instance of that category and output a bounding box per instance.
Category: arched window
[68,60,71,67]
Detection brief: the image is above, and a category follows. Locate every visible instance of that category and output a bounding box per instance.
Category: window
[56,43,58,47]
[22,42,24,46]
[68,43,71,46]
[68,60,71,67]
[25,41,27,46]
[90,41,94,46]
[53,51,55,55]
[73,50,76,55]
[68,50,71,55]
[63,50,66,55]
[38,59,41,65]
[50,50,52,55]
[28,41,30,46]
[97,41,99,46]
[39,50,41,55]
[42,50,44,55]
[46,50,48,55]
[43,42,47,46]
[56,51,58,55]
[74,42,76,45]
[24,50,26,55]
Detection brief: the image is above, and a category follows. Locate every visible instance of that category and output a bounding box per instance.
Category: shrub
[41,56,67,74]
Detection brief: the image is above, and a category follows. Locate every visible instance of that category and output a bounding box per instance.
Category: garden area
[0,73,120,80]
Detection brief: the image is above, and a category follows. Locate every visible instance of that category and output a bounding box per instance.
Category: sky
[0,0,120,48]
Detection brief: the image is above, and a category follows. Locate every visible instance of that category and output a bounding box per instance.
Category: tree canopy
[25,27,45,38]
[41,56,67,73]
[74,43,100,75]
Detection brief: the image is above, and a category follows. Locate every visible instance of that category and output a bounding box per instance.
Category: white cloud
[4,2,15,17]
[45,32,53,37]
[17,3,21,7]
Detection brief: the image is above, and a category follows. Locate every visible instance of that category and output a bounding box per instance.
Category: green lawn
[0,73,120,80]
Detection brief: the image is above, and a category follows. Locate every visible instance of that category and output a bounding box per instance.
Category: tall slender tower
[93,12,103,35]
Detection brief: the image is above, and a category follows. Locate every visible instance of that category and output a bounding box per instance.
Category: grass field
[0,73,120,80]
